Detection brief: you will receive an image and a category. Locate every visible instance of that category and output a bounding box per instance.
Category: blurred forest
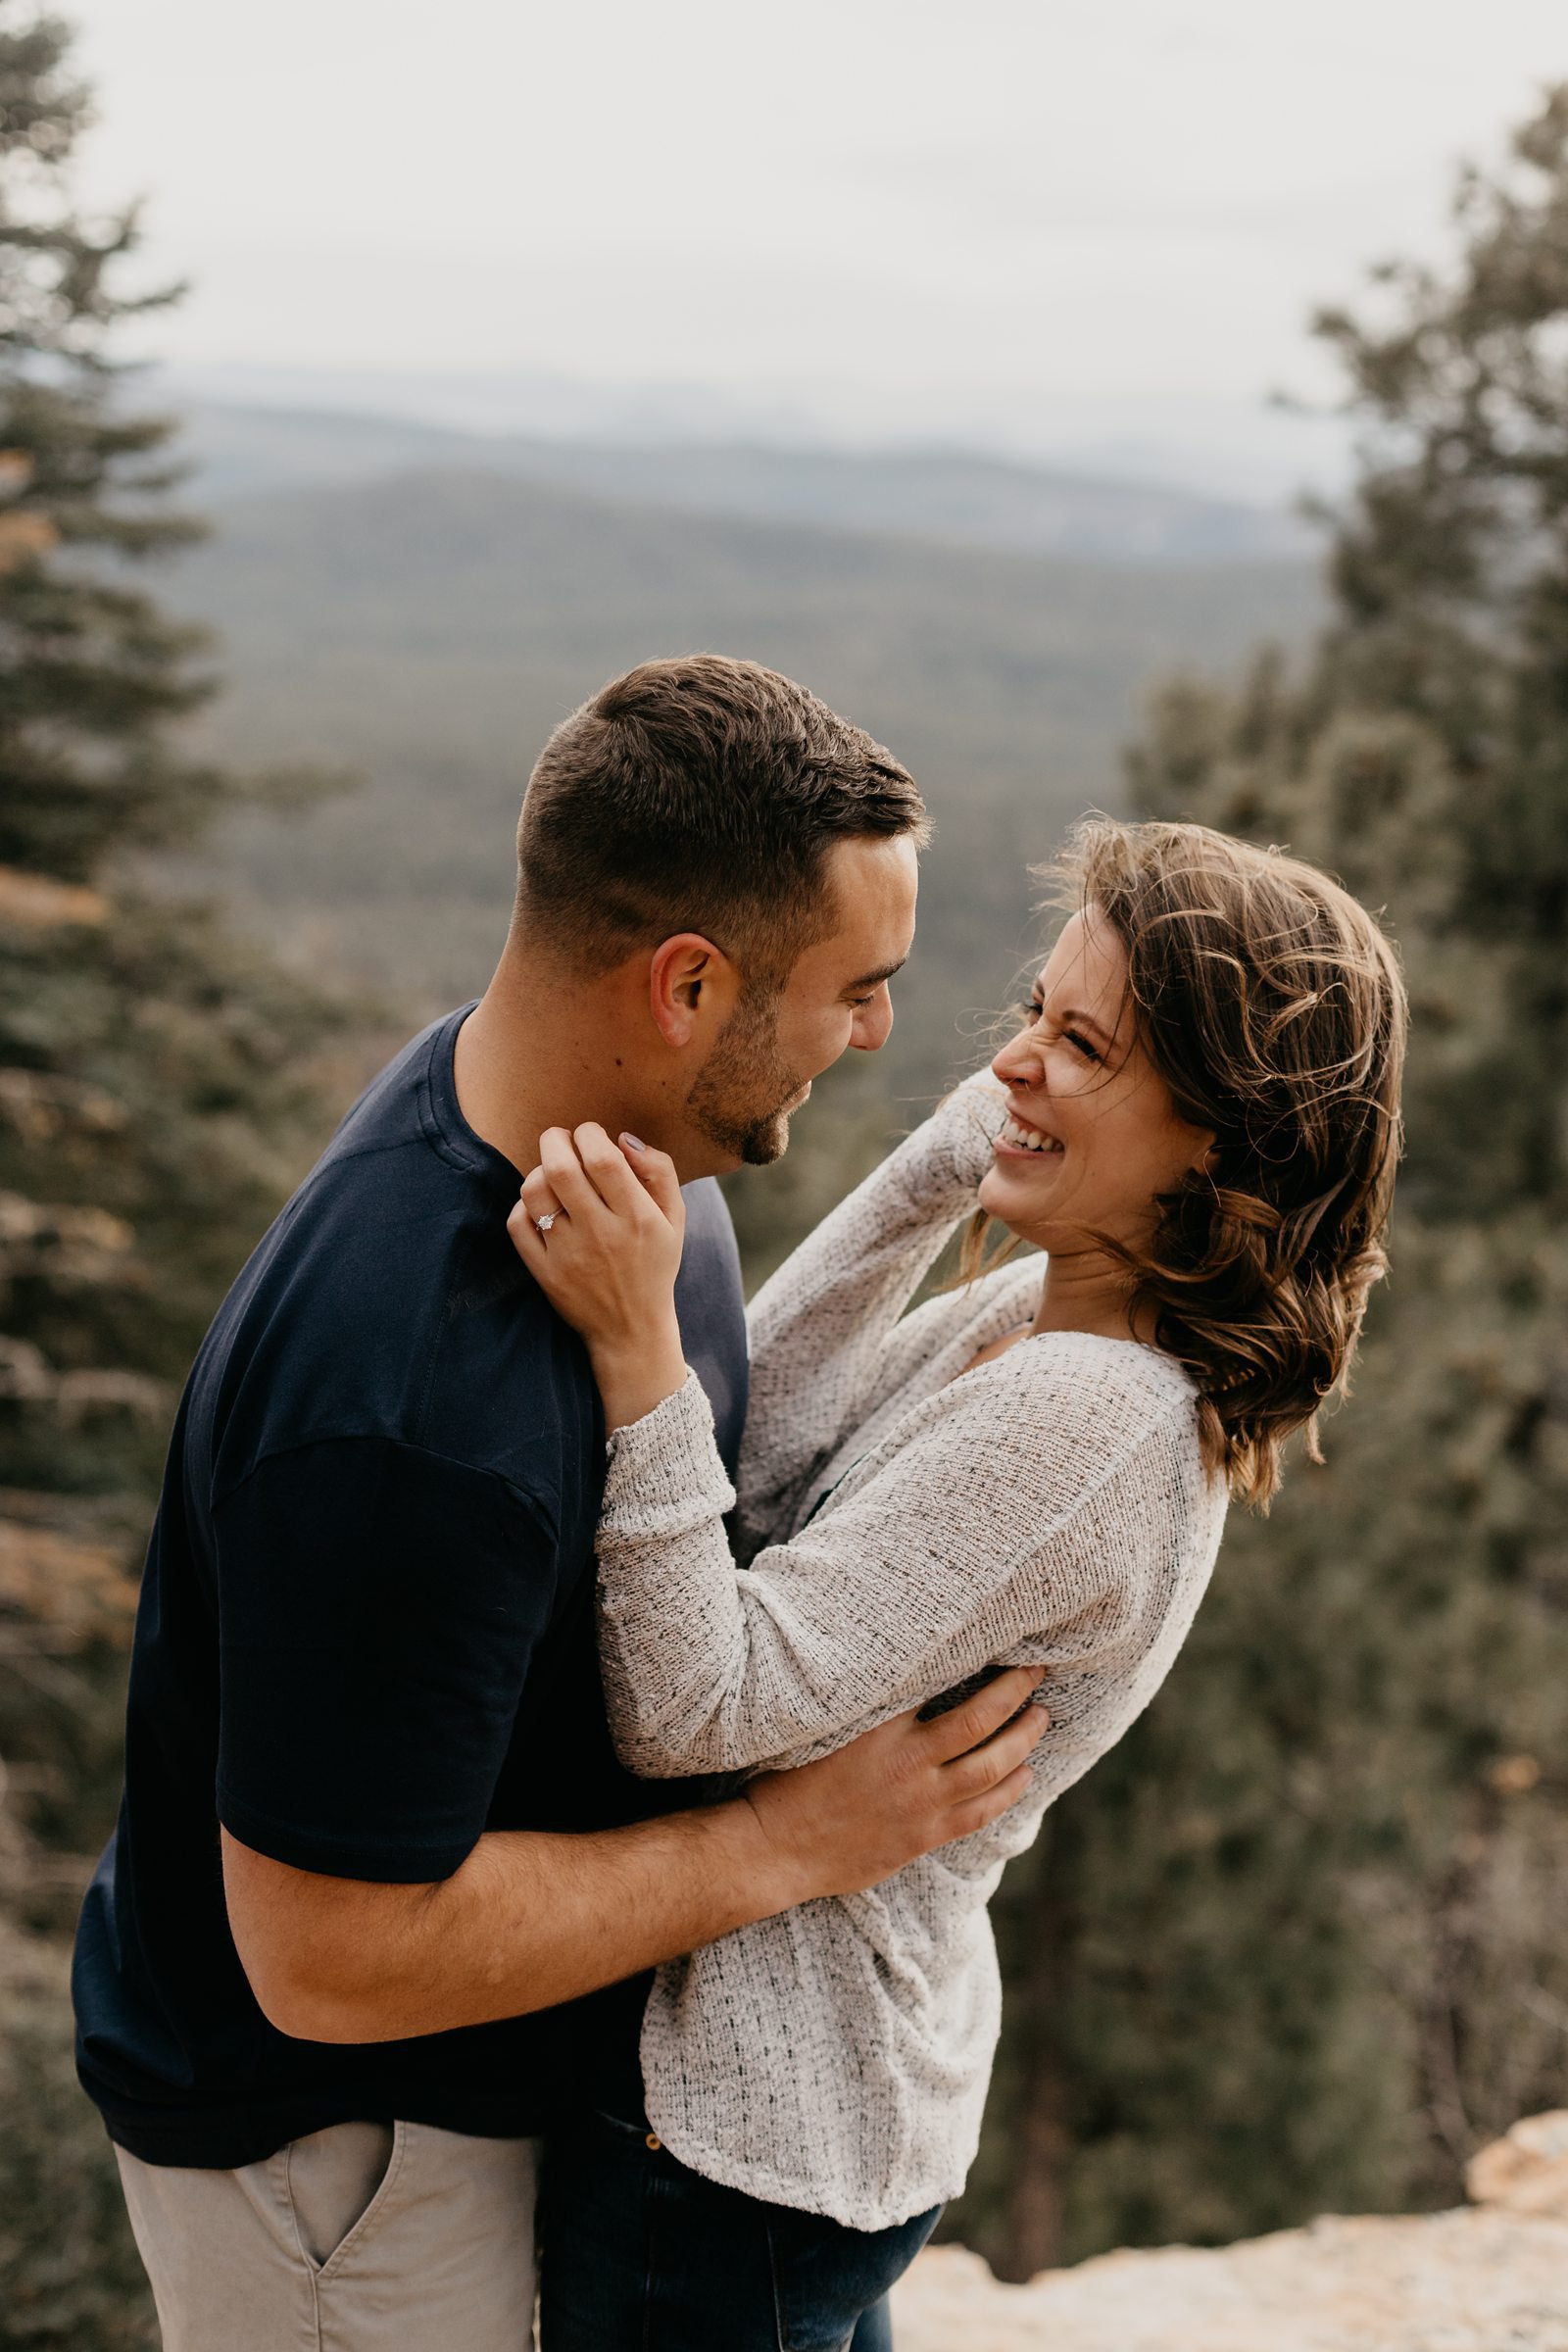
[1,1,1564,2341]
[959,85,1568,2277]
[0,12,346,2341]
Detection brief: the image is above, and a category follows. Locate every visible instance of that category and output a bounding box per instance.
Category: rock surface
[1467,2110,1568,2221]
[892,2114,1568,2352]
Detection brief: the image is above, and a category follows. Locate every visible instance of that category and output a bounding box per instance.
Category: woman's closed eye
[1020,997,1102,1063]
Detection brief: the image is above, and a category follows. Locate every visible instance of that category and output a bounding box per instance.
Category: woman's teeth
[999,1114,1063,1155]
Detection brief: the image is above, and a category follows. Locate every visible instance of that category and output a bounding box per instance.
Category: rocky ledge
[891,2111,1568,2352]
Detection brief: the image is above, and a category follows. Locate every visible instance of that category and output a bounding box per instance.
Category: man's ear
[647,933,741,1049]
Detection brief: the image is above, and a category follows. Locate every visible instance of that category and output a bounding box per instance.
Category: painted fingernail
[620,1133,646,1152]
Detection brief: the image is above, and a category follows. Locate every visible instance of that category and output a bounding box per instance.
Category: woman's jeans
[538,2109,942,2351]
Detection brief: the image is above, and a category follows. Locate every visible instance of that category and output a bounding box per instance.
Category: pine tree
[954,86,1568,2279]
[0,12,349,2341]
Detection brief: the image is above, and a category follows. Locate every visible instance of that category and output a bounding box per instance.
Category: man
[73,655,1047,2351]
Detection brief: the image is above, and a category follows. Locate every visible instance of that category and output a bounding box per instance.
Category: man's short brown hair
[515,655,928,982]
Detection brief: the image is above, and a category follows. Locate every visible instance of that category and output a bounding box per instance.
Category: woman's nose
[992,1036,1041,1089]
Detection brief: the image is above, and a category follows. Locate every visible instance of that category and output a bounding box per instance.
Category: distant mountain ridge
[156,360,1353,507]
[173,399,1315,567]
[174,459,1319,1052]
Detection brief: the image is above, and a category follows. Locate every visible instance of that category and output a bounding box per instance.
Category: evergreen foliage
[0,10,346,2341]
[952,88,1568,2279]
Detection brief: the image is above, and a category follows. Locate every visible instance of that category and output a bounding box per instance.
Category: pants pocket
[283,2119,399,2274]
[767,2201,941,2352]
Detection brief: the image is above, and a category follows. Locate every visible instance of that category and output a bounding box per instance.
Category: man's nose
[854,989,895,1053]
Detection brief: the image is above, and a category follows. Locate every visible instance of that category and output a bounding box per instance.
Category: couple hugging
[74,655,1406,2352]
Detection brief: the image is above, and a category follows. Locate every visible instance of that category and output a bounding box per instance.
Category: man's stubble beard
[685,986,808,1169]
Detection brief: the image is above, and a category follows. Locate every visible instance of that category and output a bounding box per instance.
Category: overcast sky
[66,0,1568,489]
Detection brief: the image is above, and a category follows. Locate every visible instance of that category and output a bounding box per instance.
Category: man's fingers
[946,1762,1037,1841]
[920,1666,1046,1764]
[944,1701,1048,1800]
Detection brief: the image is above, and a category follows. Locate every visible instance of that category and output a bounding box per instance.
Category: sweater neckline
[948,1264,1175,1378]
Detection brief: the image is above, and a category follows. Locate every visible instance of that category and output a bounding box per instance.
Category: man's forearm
[226,1796,797,2044]
[224,1664,1051,2043]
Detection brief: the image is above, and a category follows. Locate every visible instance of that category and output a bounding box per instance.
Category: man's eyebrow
[845,957,906,993]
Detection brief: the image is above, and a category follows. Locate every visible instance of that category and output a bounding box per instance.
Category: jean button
[645,2132,662,2151]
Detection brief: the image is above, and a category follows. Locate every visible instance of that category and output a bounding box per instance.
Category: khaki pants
[116,2120,540,2352]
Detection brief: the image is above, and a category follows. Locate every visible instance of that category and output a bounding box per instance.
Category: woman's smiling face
[979,907,1217,1259]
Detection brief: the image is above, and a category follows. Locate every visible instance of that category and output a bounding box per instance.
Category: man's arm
[222,1666,1047,2043]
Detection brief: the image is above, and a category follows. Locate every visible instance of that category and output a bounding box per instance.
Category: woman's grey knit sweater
[595,1078,1228,2230]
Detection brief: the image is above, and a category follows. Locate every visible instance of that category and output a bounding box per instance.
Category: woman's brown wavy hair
[966,817,1408,1508]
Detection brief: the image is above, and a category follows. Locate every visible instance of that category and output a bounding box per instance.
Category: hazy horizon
[71,0,1568,498]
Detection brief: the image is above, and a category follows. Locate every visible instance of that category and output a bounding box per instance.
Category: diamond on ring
[534,1212,558,1235]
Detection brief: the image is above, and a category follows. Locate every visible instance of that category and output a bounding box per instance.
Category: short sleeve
[213,1437,560,1883]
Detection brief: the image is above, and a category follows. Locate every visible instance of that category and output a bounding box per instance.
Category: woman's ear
[647,932,740,1050]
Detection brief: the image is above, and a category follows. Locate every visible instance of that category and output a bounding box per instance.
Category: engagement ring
[534,1211,560,1235]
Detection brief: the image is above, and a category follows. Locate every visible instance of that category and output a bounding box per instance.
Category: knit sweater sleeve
[735,1073,1005,1549]
[595,1339,1196,1780]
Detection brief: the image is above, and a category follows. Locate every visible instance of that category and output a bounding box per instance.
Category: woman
[511,818,1407,2351]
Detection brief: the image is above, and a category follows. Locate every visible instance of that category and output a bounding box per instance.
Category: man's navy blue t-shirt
[72,1007,748,2168]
